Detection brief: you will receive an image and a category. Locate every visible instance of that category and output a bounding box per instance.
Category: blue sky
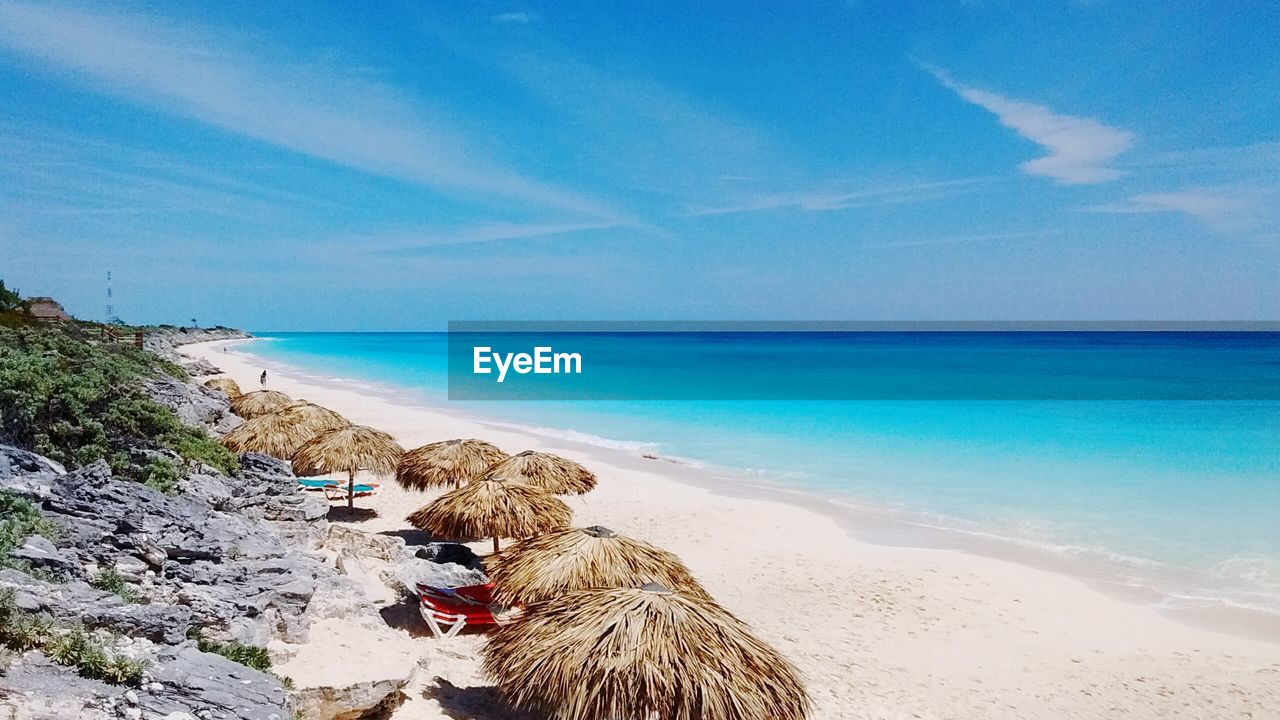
[0,0,1276,330]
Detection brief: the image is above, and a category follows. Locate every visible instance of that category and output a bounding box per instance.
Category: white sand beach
[188,340,1280,720]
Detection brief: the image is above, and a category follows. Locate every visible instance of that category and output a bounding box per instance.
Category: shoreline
[185,338,1280,718]
[215,337,1280,645]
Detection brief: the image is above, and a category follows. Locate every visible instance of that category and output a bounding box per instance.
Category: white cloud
[369,220,626,254]
[1085,188,1263,232]
[923,64,1135,185]
[0,1,614,218]
[686,176,994,217]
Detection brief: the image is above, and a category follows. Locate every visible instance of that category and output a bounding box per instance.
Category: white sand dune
[188,341,1280,719]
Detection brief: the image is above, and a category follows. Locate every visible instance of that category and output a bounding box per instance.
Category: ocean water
[242,331,1280,613]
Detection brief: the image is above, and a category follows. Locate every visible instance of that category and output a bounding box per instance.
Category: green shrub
[196,639,272,672]
[89,567,140,603]
[0,590,54,652]
[0,490,60,574]
[0,600,146,686]
[0,324,237,480]
[0,281,21,312]
[138,458,181,495]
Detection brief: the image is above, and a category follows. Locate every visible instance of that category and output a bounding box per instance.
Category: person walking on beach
[260,370,268,387]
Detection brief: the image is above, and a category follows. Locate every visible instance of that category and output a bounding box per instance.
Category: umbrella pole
[347,470,355,509]
[493,536,500,554]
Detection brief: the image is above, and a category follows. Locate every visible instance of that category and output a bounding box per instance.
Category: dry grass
[483,584,810,720]
[406,477,571,547]
[485,450,597,495]
[229,390,292,419]
[202,377,242,398]
[396,438,507,491]
[290,425,403,477]
[487,525,712,606]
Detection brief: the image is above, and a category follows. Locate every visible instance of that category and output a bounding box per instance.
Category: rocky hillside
[0,323,481,719]
[142,327,252,378]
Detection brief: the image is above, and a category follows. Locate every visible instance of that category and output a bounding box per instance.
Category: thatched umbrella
[406,476,571,553]
[396,438,507,491]
[276,401,349,433]
[483,583,810,720]
[292,425,404,509]
[484,450,597,495]
[202,377,242,398]
[221,412,322,459]
[486,525,712,606]
[230,390,292,419]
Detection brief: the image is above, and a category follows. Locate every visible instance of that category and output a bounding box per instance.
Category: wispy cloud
[867,229,1059,249]
[486,40,781,206]
[1085,188,1267,232]
[369,220,626,255]
[492,11,536,24]
[922,63,1135,185]
[686,176,995,217]
[0,1,614,218]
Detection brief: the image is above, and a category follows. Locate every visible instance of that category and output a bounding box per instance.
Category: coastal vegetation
[0,321,237,482]
[0,589,148,685]
[0,489,60,577]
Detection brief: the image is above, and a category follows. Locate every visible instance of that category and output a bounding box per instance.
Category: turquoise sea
[241,331,1280,614]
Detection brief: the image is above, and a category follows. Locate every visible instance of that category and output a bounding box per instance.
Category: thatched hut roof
[220,412,322,459]
[396,438,507,491]
[483,583,810,720]
[291,425,403,477]
[406,476,571,551]
[486,525,712,606]
[484,450,597,495]
[230,390,292,419]
[276,401,349,433]
[202,377,242,398]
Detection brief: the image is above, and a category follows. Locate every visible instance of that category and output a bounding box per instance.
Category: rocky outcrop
[142,326,251,380]
[143,327,251,364]
[0,445,67,478]
[290,666,419,720]
[3,458,340,647]
[0,447,310,718]
[144,376,241,435]
[0,652,121,719]
[138,646,289,720]
[0,570,192,645]
[0,645,290,720]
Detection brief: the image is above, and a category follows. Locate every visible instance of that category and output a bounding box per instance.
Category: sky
[0,0,1276,330]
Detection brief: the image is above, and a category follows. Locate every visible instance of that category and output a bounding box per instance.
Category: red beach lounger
[417,583,519,638]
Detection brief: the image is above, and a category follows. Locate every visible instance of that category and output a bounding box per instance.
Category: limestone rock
[288,664,418,720]
[143,376,240,435]
[137,646,289,720]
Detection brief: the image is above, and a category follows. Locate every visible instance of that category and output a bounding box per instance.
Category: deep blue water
[243,331,1280,611]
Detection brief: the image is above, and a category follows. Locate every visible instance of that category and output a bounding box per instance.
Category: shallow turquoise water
[243,331,1280,610]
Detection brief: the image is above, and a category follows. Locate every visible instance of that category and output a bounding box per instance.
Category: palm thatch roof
[483,583,810,720]
[484,450,597,495]
[486,525,712,606]
[276,401,350,433]
[202,377,242,398]
[220,412,323,459]
[406,476,571,552]
[396,438,507,491]
[230,390,292,419]
[291,425,404,477]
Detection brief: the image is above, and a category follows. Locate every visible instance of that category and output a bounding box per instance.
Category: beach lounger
[417,582,520,638]
[322,482,379,502]
[296,478,339,490]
